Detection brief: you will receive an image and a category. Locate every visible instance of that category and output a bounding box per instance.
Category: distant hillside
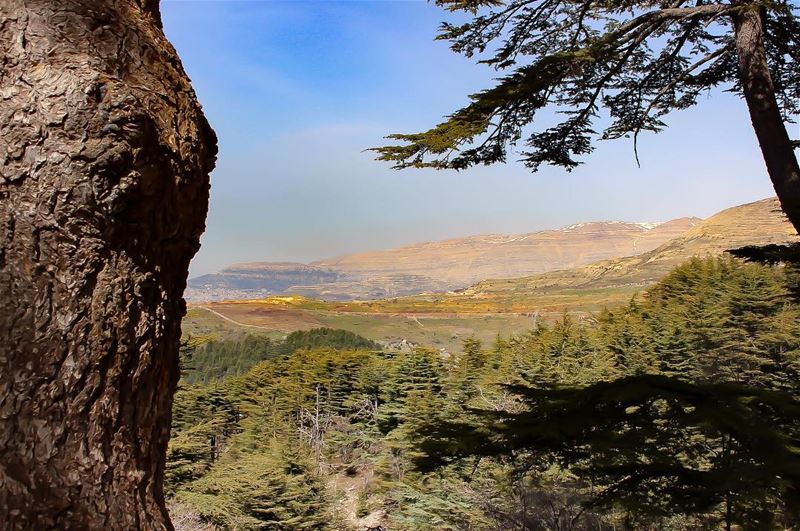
[183,199,800,350]
[314,217,697,285]
[187,217,698,301]
[461,197,799,299]
[187,198,798,303]
[188,262,343,299]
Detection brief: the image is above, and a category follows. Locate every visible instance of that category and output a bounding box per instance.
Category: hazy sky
[161,1,781,277]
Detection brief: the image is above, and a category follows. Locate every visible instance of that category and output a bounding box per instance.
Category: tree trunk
[733,5,800,234]
[0,1,216,529]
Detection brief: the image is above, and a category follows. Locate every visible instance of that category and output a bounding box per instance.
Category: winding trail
[194,306,277,330]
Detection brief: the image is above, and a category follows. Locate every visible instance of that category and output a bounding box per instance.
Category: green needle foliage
[175,444,329,530]
[181,328,381,385]
[414,376,800,527]
[412,256,800,529]
[168,257,800,529]
[373,0,800,172]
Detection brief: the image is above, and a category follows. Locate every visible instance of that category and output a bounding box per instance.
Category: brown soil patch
[205,302,324,331]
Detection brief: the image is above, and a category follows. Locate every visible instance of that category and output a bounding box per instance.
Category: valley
[184,198,799,352]
[187,215,699,301]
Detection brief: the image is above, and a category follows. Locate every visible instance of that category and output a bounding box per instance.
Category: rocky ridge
[187,217,699,301]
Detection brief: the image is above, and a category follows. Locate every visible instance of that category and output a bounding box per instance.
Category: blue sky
[161,1,778,277]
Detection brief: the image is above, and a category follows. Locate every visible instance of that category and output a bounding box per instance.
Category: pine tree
[379,349,444,434]
[176,442,328,530]
[447,337,488,405]
[411,257,800,528]
[414,375,800,529]
[372,0,800,232]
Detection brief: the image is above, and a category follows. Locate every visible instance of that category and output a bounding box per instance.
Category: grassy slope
[184,303,541,353]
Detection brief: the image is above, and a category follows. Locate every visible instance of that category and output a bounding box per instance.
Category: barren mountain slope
[463,197,799,297]
[313,217,698,285]
[188,198,796,303]
[188,217,697,301]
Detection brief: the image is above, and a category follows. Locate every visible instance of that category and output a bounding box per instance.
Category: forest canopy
[169,256,800,530]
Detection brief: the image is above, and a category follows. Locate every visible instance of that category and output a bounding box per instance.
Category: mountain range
[450,197,800,307]
[186,198,798,302]
[187,217,697,301]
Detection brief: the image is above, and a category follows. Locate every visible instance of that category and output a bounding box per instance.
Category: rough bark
[0,1,216,529]
[733,6,800,234]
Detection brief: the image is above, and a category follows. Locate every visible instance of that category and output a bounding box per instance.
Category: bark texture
[0,1,216,529]
[733,6,800,234]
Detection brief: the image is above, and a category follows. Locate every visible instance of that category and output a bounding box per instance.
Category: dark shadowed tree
[0,1,216,528]
[414,376,800,529]
[374,0,800,232]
